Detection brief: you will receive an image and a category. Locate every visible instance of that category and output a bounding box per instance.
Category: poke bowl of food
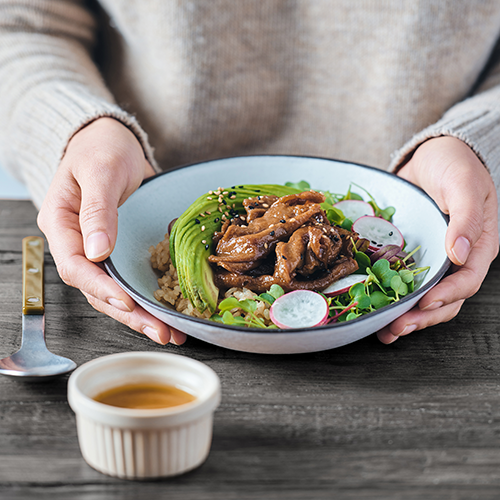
[104,155,451,354]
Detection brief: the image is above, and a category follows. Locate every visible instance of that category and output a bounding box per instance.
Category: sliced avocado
[170,184,301,313]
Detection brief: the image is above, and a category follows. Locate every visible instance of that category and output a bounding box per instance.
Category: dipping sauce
[93,382,196,409]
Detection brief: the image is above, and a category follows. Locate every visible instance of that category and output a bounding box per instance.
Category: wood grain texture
[1,200,500,500]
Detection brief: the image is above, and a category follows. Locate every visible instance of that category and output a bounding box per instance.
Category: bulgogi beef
[208,191,359,293]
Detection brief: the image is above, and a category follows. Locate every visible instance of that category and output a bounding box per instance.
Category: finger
[78,168,123,262]
[419,250,491,311]
[39,196,137,312]
[376,300,464,344]
[443,166,493,266]
[83,292,187,345]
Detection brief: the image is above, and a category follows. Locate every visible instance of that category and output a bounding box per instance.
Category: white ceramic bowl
[105,155,450,354]
[68,352,221,479]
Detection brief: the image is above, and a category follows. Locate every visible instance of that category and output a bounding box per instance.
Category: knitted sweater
[1,0,500,230]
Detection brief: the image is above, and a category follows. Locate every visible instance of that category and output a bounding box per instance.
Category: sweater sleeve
[389,41,500,235]
[0,0,158,208]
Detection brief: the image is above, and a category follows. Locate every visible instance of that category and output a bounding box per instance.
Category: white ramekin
[67,351,221,479]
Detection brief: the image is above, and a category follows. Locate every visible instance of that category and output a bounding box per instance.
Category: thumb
[445,195,483,266]
[80,185,121,262]
[439,150,491,267]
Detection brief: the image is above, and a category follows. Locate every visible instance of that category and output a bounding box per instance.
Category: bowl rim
[105,154,451,334]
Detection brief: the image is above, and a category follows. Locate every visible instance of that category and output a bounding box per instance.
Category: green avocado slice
[170,184,301,313]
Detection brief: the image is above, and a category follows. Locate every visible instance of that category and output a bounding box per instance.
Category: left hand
[377,136,499,344]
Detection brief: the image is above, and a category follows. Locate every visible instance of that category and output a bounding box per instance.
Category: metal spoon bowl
[0,237,77,380]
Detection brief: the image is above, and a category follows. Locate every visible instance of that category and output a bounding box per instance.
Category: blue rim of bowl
[104,154,451,334]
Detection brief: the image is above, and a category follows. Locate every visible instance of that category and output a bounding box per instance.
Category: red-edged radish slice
[334,200,374,222]
[322,274,369,297]
[168,218,178,235]
[269,290,329,329]
[352,216,404,252]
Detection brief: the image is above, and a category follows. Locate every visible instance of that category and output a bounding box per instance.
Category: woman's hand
[377,136,499,344]
[37,117,187,345]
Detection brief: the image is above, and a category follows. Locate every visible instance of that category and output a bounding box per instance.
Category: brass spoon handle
[22,236,44,315]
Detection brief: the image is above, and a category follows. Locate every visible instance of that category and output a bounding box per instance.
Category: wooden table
[1,199,500,500]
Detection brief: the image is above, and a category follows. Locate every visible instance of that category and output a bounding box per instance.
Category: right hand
[37,117,187,345]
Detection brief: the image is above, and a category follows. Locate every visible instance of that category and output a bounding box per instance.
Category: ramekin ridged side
[76,413,214,479]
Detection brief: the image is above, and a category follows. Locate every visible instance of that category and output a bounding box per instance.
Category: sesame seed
[195,218,200,224]
[264,243,268,249]
[214,218,220,222]
[225,211,230,217]
[200,213,206,217]
[201,226,206,231]
[207,196,213,200]
[289,218,296,222]
[240,216,246,221]
[230,195,236,199]
[218,207,223,212]
[206,211,211,215]
[209,190,213,195]
[205,244,210,250]
[262,203,269,208]
[202,240,207,244]
[223,191,228,195]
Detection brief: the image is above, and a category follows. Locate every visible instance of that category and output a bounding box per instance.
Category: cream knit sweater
[1,0,500,230]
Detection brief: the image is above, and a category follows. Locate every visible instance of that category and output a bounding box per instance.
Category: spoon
[0,236,77,380]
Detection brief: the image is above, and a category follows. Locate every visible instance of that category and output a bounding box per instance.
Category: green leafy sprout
[328,249,429,323]
[210,284,284,328]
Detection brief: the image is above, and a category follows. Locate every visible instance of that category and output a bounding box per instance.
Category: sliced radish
[352,216,404,252]
[322,274,369,297]
[334,200,374,222]
[269,290,329,329]
[168,218,178,235]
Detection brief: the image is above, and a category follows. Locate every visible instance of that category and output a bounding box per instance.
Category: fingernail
[397,324,417,336]
[386,334,399,344]
[422,300,443,311]
[142,325,166,345]
[107,297,132,312]
[86,232,111,260]
[451,236,470,265]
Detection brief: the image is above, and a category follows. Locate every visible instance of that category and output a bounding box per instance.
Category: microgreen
[349,182,395,221]
[211,285,285,328]
[326,252,429,323]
